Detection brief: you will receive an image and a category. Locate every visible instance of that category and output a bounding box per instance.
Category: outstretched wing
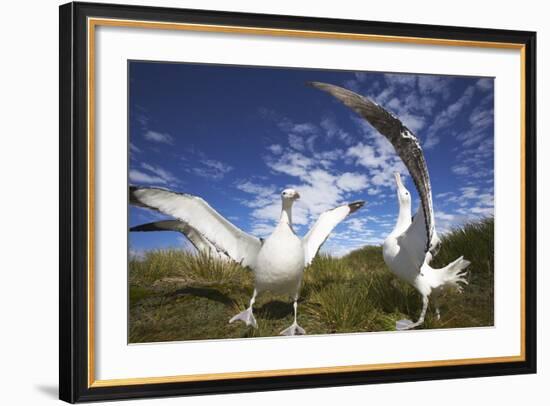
[303,201,365,266]
[309,81,436,255]
[130,220,232,261]
[130,186,262,267]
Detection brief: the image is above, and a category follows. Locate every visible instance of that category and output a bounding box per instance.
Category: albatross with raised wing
[130,186,364,335]
[310,82,470,330]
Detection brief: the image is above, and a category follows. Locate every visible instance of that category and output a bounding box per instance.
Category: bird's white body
[254,222,304,296]
[384,173,469,330]
[383,192,432,288]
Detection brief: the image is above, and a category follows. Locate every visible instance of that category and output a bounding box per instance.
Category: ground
[128,218,494,343]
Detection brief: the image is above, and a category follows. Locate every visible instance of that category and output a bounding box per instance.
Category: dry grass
[129,218,494,343]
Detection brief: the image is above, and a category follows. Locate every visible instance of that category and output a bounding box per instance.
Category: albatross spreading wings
[130,186,365,268]
[309,81,437,255]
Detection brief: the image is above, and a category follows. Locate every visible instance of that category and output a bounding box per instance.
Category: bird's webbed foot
[396,319,423,330]
[229,307,257,328]
[280,322,306,336]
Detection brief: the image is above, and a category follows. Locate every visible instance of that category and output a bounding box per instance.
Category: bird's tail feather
[423,256,470,293]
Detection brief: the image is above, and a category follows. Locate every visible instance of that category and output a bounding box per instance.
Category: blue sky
[129,61,494,257]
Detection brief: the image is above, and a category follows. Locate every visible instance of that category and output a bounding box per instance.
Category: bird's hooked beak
[294,191,301,200]
[394,172,404,191]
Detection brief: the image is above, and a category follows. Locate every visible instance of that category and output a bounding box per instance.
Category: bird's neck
[280,201,293,225]
[394,201,411,235]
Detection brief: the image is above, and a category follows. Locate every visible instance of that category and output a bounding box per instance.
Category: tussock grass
[129,218,494,343]
[305,282,379,332]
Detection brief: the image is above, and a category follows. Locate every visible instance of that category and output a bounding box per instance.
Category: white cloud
[267,151,313,178]
[345,217,369,233]
[424,85,477,149]
[345,139,406,189]
[346,142,385,168]
[313,149,344,169]
[417,75,453,99]
[336,172,369,192]
[320,117,352,144]
[201,159,233,176]
[288,133,305,151]
[291,123,316,134]
[476,78,494,91]
[235,181,278,209]
[143,130,174,145]
[130,162,178,186]
[268,144,283,154]
[129,169,167,185]
[181,149,233,181]
[236,180,276,196]
[451,164,470,176]
[140,163,178,184]
[433,186,494,233]
[129,142,141,154]
[470,106,493,128]
[384,73,417,88]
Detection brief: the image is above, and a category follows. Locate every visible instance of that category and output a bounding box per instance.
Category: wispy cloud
[345,128,406,190]
[129,162,178,186]
[181,148,234,181]
[432,185,494,233]
[320,117,352,144]
[130,142,141,154]
[143,130,174,145]
[129,170,167,185]
[268,144,283,154]
[140,163,178,184]
[195,159,233,180]
[424,85,476,149]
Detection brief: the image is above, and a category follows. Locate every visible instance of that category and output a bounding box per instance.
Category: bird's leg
[229,289,258,328]
[280,297,306,336]
[433,295,441,321]
[396,295,429,330]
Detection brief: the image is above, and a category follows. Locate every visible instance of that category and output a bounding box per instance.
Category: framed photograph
[59,1,536,403]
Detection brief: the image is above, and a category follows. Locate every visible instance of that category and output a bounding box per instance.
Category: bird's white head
[280,188,300,225]
[394,172,411,208]
[281,188,300,202]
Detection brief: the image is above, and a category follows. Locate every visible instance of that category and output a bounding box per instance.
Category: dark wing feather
[309,81,436,254]
[130,220,231,261]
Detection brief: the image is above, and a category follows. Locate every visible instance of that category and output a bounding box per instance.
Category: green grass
[129,218,494,343]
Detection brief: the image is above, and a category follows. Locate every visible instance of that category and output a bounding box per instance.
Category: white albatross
[309,81,470,330]
[129,186,365,335]
[386,173,470,330]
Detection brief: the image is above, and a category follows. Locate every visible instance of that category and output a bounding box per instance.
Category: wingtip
[307,81,330,90]
[348,201,365,214]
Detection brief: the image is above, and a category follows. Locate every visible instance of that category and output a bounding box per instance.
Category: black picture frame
[59,1,537,403]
